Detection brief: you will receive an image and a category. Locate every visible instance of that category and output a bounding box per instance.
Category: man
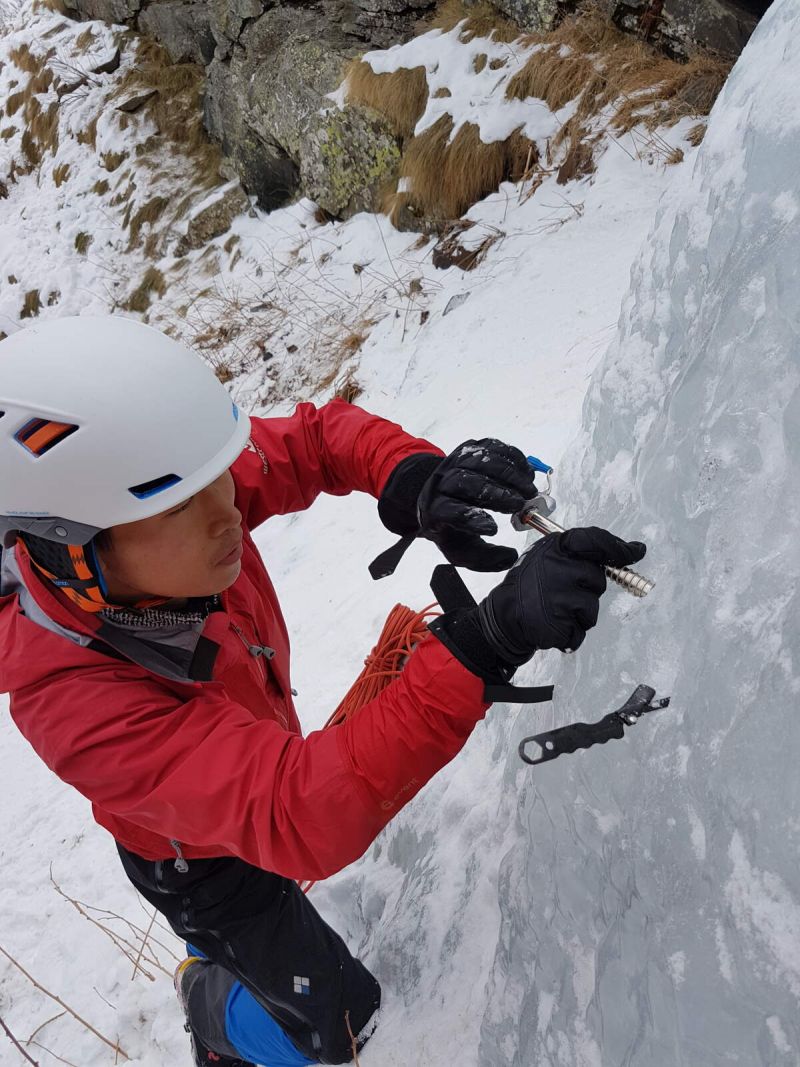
[0,316,645,1066]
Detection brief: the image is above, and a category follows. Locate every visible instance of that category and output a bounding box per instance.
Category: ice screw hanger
[519,685,671,765]
[514,455,656,598]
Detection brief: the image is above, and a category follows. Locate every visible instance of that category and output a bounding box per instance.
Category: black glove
[373,439,538,577]
[429,527,647,681]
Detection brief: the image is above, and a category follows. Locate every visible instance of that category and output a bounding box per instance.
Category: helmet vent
[128,473,182,499]
[15,418,79,457]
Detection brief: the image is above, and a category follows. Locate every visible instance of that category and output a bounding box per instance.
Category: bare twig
[131,909,158,982]
[49,872,169,978]
[92,987,116,1011]
[27,1041,79,1067]
[26,1012,66,1045]
[344,1011,362,1067]
[1,1015,40,1066]
[0,944,129,1060]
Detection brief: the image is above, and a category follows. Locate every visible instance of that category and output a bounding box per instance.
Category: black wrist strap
[368,534,416,580]
[430,564,554,705]
[430,561,478,611]
[484,683,554,703]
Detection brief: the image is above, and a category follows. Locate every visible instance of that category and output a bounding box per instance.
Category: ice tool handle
[518,685,671,765]
[519,456,655,599]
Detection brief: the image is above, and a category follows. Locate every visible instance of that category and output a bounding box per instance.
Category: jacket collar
[1,546,222,684]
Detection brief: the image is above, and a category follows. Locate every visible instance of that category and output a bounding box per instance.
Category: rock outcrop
[492,0,767,59]
[61,0,768,217]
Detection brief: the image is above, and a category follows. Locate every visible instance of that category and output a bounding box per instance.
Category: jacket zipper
[230,621,275,678]
[229,620,288,728]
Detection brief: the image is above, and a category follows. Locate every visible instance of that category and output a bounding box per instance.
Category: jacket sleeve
[232,398,443,530]
[12,636,490,882]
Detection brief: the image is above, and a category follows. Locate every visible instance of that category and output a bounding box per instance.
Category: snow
[1,0,798,1065]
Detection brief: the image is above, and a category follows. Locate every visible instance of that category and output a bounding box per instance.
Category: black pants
[117,845,381,1064]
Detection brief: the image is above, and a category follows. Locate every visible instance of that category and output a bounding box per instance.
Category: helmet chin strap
[17,535,168,614]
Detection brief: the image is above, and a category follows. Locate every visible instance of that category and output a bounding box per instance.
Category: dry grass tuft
[509,12,730,136]
[9,44,43,74]
[32,0,69,12]
[6,92,26,117]
[92,178,110,195]
[100,150,127,172]
[122,266,167,312]
[127,195,170,247]
[74,231,93,254]
[333,367,364,403]
[75,28,97,51]
[506,46,595,111]
[20,289,41,318]
[686,122,706,147]
[345,60,429,140]
[52,162,70,186]
[109,39,223,183]
[473,53,488,74]
[1,127,16,140]
[388,116,536,223]
[430,0,521,44]
[30,100,59,153]
[609,54,730,133]
[27,67,54,97]
[76,115,99,149]
[503,8,730,185]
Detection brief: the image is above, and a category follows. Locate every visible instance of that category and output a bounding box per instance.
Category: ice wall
[479,3,800,1063]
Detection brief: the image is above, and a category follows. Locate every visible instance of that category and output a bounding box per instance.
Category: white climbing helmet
[0,315,251,547]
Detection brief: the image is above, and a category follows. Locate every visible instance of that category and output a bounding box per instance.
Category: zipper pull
[170,839,189,874]
[249,644,276,660]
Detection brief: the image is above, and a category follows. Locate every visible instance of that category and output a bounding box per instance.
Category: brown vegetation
[20,289,41,319]
[506,47,595,112]
[76,116,99,149]
[507,9,729,163]
[333,367,364,404]
[374,3,730,226]
[345,61,429,140]
[127,194,170,247]
[100,150,127,171]
[109,37,222,188]
[74,28,97,51]
[74,232,93,254]
[429,0,520,44]
[122,266,167,312]
[52,162,70,186]
[9,44,45,74]
[388,116,536,224]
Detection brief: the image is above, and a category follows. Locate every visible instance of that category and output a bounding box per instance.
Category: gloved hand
[377,439,538,573]
[429,527,647,680]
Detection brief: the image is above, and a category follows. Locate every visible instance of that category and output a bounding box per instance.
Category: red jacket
[0,401,490,881]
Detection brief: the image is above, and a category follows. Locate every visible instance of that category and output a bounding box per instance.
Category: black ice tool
[518,685,671,765]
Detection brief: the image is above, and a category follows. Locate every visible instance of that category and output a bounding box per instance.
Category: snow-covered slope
[1,2,796,1066]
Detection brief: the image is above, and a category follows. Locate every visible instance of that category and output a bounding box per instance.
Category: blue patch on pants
[186,944,316,1066]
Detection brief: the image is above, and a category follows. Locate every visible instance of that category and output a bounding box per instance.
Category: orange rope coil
[300,602,439,893]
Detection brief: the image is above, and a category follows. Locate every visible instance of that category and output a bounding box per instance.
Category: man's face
[97,469,243,603]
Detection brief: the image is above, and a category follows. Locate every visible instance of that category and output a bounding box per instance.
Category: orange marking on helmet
[22,420,77,456]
